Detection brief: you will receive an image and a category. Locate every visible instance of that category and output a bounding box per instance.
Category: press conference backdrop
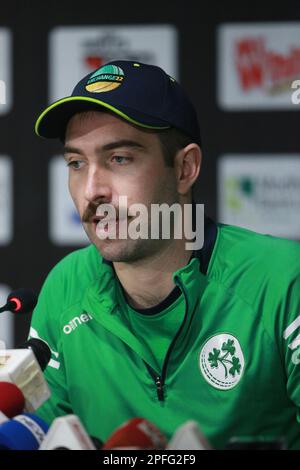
[0,0,299,346]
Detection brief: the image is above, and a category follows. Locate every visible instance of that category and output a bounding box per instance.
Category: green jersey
[29,218,300,449]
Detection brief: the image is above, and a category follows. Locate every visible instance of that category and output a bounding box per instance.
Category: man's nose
[84,166,112,203]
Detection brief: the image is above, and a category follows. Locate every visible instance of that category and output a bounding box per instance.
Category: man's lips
[90,215,133,232]
[91,216,125,225]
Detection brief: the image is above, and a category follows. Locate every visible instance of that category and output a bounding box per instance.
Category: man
[30,60,300,449]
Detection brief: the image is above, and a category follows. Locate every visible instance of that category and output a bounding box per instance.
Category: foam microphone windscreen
[102,417,167,450]
[0,382,25,418]
[0,413,49,450]
[18,338,51,371]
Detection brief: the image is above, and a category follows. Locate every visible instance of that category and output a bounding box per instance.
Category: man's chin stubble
[92,237,164,264]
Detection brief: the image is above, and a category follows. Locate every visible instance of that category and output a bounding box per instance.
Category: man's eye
[66,160,83,169]
[111,156,132,164]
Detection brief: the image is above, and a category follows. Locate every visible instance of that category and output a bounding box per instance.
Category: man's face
[64,110,180,262]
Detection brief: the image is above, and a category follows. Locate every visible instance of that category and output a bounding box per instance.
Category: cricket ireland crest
[199,333,245,390]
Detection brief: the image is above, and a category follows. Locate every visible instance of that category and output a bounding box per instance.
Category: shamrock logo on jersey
[199,334,245,390]
[208,339,242,378]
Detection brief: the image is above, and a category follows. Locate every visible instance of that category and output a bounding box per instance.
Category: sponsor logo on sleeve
[283,315,300,365]
[63,312,93,335]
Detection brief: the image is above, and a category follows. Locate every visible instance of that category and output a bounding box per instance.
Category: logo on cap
[85,64,124,93]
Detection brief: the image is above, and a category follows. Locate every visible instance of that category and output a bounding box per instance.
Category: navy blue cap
[35,60,201,145]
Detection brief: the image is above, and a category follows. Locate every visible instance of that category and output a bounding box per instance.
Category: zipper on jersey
[144,278,189,402]
[144,363,165,401]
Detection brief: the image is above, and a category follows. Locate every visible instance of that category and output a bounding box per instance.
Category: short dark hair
[156,127,194,167]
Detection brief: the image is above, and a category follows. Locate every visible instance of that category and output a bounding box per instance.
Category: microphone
[0,413,49,450]
[18,338,51,372]
[39,415,97,450]
[102,417,167,450]
[167,421,212,450]
[0,382,25,418]
[0,339,51,412]
[0,288,37,315]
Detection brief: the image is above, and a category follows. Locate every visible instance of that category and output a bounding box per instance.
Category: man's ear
[174,144,202,195]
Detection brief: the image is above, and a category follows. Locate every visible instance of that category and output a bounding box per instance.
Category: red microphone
[102,417,167,450]
[0,382,25,418]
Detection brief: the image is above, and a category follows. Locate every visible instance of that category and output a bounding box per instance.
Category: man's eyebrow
[100,139,146,152]
[63,140,146,159]
[63,146,83,157]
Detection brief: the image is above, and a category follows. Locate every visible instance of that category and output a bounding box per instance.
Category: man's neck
[113,240,192,310]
